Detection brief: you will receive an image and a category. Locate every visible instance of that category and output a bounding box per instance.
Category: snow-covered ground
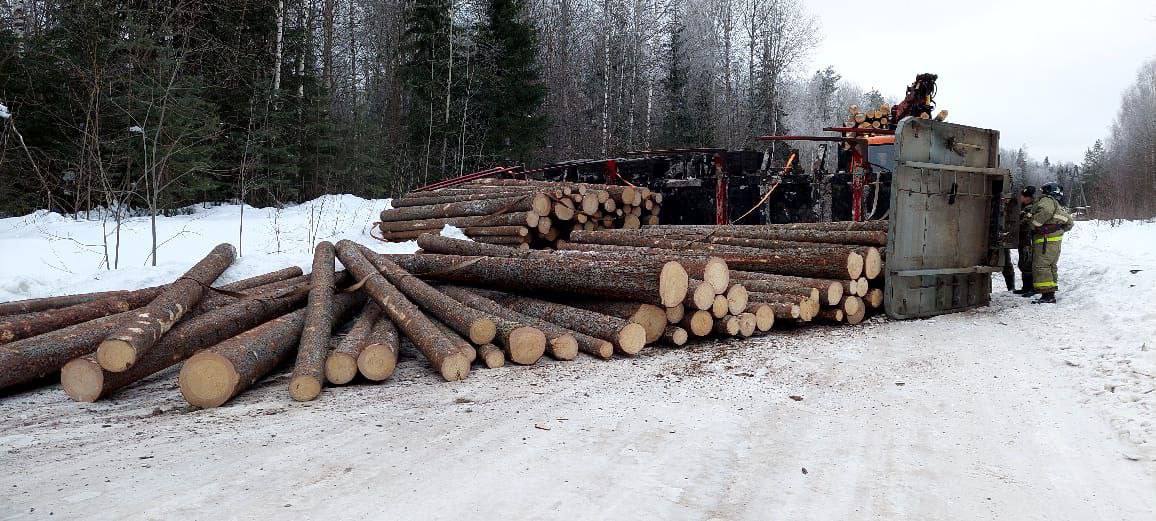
[0,200,1153,520]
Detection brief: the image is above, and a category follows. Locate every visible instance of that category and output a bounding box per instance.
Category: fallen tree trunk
[475,291,646,355]
[333,241,471,381]
[177,293,360,409]
[96,243,237,373]
[62,284,311,402]
[382,251,688,307]
[289,242,340,401]
[439,286,596,360]
[0,288,160,318]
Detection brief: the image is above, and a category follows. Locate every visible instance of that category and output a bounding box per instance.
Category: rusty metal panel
[884,118,1010,319]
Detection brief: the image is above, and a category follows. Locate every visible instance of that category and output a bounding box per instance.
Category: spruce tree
[476,0,547,165]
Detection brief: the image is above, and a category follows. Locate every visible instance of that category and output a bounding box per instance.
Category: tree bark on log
[380,195,547,223]
[680,310,714,337]
[661,326,688,346]
[475,291,646,355]
[643,220,888,232]
[364,253,498,345]
[177,293,360,408]
[476,343,505,368]
[757,301,801,320]
[333,241,470,381]
[325,301,381,385]
[378,212,538,235]
[438,286,596,360]
[628,226,886,245]
[465,226,529,237]
[0,288,160,318]
[383,252,688,307]
[288,242,339,401]
[61,285,311,402]
[96,243,237,373]
[732,280,820,304]
[817,308,845,323]
[563,300,667,344]
[1,290,161,345]
[392,191,546,209]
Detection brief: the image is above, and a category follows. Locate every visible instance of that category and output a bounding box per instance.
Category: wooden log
[581,227,886,246]
[357,314,401,381]
[393,191,549,211]
[177,293,360,408]
[686,280,716,311]
[735,280,820,303]
[384,252,689,308]
[817,308,844,323]
[560,237,861,280]
[378,212,538,235]
[60,284,311,402]
[750,303,775,331]
[289,242,339,401]
[439,286,598,360]
[471,235,528,247]
[0,288,159,318]
[737,313,757,337]
[429,319,480,366]
[379,195,548,223]
[96,244,237,373]
[367,253,498,346]
[1,290,161,345]
[551,244,730,292]
[333,242,471,381]
[565,300,667,345]
[665,304,685,325]
[728,271,845,305]
[681,310,713,337]
[844,297,867,325]
[325,301,382,385]
[476,343,505,368]
[865,288,884,309]
[856,278,870,297]
[465,226,530,238]
[759,301,801,320]
[726,284,749,315]
[476,291,646,356]
[661,326,688,347]
[715,315,741,336]
[643,220,889,232]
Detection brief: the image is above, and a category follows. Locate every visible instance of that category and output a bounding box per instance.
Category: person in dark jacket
[1013,186,1037,295]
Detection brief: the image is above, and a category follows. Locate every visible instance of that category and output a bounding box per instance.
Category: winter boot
[1014,275,1035,295]
[1032,292,1056,304]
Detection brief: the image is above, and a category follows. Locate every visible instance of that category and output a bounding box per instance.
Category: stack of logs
[378,178,663,248]
[0,220,885,410]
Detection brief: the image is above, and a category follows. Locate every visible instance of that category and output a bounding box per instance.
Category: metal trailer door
[885,118,1011,319]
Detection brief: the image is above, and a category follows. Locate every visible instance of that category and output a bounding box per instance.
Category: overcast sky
[805,0,1156,163]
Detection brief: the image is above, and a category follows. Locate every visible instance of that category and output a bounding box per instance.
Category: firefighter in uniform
[1023,183,1074,303]
[1014,186,1037,296]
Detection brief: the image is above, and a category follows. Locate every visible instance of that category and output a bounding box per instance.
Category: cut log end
[716,316,741,336]
[662,326,688,346]
[711,295,729,318]
[726,284,749,315]
[548,335,580,361]
[60,358,104,403]
[681,310,714,337]
[288,375,322,402]
[866,288,884,309]
[705,257,730,294]
[95,339,137,373]
[439,352,472,381]
[690,282,716,311]
[847,252,865,280]
[357,343,398,381]
[738,313,757,337]
[826,282,844,305]
[632,304,668,344]
[658,261,690,308]
[468,319,498,345]
[617,323,647,355]
[863,248,882,280]
[325,352,359,386]
[665,304,685,324]
[508,326,547,365]
[842,296,864,318]
[752,304,775,331]
[179,352,240,409]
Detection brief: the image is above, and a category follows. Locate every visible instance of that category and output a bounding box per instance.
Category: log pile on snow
[0,221,885,409]
[377,178,663,248]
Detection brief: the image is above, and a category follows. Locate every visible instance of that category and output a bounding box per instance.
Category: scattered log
[1,290,161,345]
[565,300,667,344]
[384,252,689,307]
[289,242,340,401]
[60,282,311,402]
[325,301,382,385]
[333,241,471,381]
[178,293,360,408]
[96,243,237,373]
[476,344,506,368]
[477,291,646,355]
[0,288,159,318]
[367,253,498,345]
[357,314,401,381]
[439,286,601,360]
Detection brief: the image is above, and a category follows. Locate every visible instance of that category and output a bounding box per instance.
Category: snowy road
[0,200,1153,520]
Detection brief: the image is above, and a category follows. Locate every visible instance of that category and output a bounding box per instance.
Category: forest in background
[0,0,1152,220]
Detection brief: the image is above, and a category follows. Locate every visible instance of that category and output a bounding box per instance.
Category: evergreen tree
[476,0,547,165]
[661,18,695,147]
